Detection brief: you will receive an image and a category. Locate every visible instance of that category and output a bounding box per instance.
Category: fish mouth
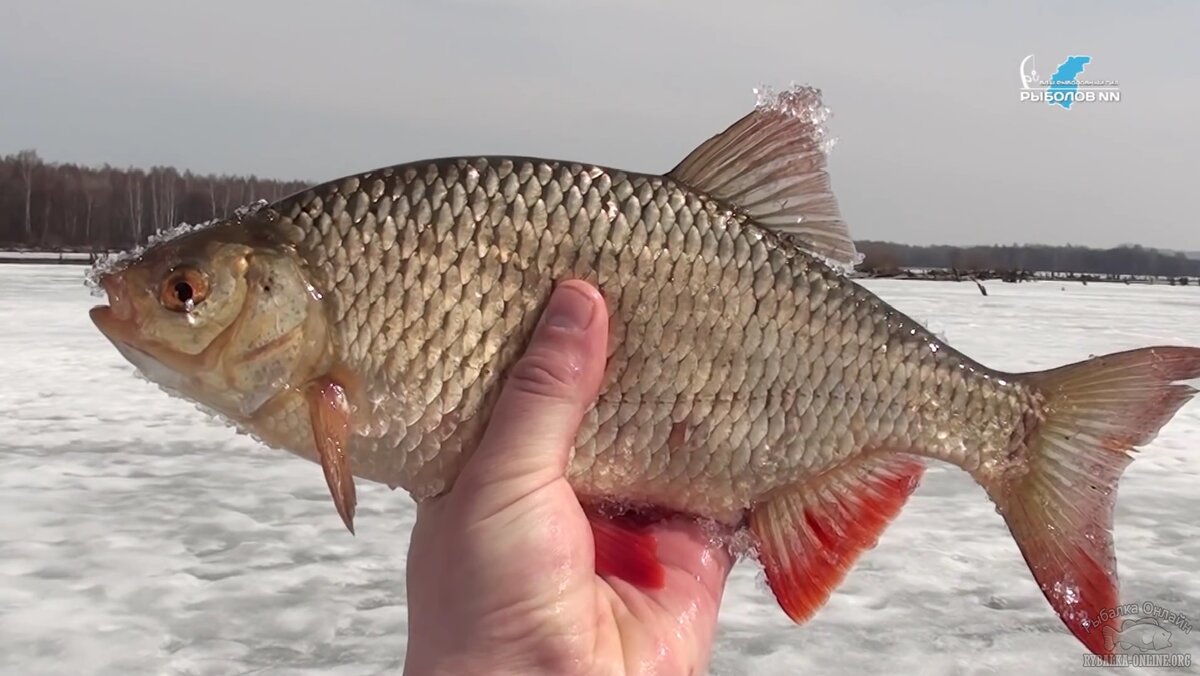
[89,304,139,347]
[89,303,154,364]
[89,271,140,342]
[88,281,255,416]
[88,271,188,391]
[94,271,135,320]
[90,304,195,394]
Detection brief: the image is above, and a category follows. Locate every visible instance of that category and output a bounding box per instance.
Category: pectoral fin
[306,378,357,535]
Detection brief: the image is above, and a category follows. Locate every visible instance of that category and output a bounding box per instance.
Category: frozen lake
[1,264,1197,675]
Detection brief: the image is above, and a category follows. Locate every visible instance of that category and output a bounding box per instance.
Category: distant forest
[0,150,307,251]
[856,240,1200,278]
[1,150,1197,278]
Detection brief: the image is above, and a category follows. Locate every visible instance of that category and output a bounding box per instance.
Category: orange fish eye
[159,266,210,312]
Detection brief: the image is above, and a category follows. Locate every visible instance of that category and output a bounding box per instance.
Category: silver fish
[88,85,1200,660]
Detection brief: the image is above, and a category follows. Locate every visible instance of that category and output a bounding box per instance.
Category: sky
[2,0,1198,251]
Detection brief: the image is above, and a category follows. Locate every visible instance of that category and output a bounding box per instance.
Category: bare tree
[127,172,144,241]
[15,149,41,242]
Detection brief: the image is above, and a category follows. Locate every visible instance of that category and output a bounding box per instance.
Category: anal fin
[306,378,357,535]
[749,453,925,623]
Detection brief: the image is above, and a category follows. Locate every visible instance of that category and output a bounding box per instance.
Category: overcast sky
[2,1,1197,250]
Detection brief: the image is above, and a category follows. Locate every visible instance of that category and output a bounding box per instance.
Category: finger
[457,279,609,496]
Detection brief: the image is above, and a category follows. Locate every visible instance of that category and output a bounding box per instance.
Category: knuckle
[506,346,582,402]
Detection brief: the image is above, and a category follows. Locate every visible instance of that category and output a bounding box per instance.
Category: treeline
[2,151,1197,278]
[857,240,1200,278]
[0,150,309,251]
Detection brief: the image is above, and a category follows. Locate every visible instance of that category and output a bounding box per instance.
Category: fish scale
[87,86,1200,659]
[272,154,997,514]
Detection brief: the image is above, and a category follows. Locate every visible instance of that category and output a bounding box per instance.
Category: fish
[1103,618,1173,653]
[87,85,1200,660]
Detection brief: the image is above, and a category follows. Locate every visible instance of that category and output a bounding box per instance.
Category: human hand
[402,280,734,676]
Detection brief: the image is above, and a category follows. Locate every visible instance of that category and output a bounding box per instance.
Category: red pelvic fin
[586,509,666,590]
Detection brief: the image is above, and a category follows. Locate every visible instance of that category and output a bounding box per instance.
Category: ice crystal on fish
[233,199,270,221]
[814,249,866,275]
[748,83,858,275]
[726,526,760,559]
[85,216,223,294]
[753,83,838,155]
[147,217,221,247]
[83,200,272,295]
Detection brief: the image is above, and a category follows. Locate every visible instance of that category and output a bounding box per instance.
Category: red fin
[1102,625,1120,654]
[748,454,924,624]
[989,346,1200,660]
[306,378,357,535]
[587,510,666,589]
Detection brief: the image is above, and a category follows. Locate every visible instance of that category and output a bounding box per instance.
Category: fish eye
[160,266,210,312]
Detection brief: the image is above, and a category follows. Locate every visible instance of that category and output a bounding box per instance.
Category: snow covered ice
[1,264,1198,675]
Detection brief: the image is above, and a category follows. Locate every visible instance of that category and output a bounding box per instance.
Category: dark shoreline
[852,267,1197,287]
[2,251,1196,287]
[0,252,99,266]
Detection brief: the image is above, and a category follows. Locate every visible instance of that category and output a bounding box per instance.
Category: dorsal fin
[667,85,859,268]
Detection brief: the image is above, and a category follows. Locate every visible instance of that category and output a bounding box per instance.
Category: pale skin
[403,280,735,676]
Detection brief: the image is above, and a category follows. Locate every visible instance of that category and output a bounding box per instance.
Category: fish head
[89,220,330,422]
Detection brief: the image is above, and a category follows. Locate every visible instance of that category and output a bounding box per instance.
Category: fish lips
[90,305,192,394]
[89,304,137,349]
[88,272,147,358]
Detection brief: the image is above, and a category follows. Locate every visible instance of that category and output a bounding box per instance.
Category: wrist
[404,656,577,676]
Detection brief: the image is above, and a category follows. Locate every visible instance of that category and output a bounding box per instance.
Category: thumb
[457,280,609,499]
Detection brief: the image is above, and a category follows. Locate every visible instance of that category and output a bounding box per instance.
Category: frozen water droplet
[233,199,270,220]
[752,83,839,155]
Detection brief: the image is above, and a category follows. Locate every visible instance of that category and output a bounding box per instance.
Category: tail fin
[1102,624,1121,654]
[985,346,1200,660]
